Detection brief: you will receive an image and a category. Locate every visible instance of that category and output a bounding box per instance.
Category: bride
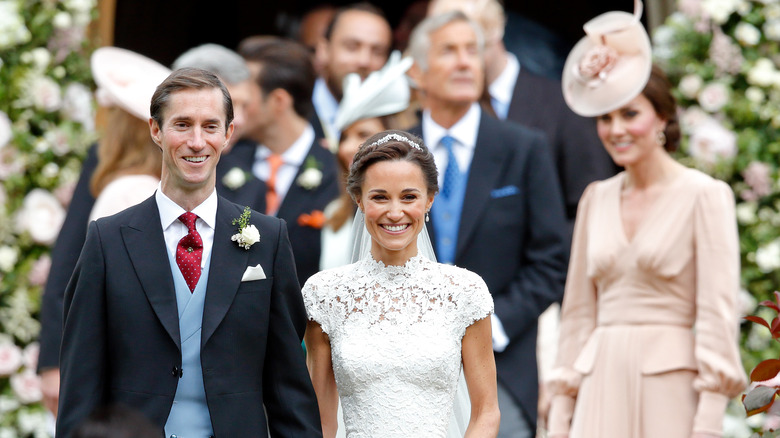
[302,130,500,437]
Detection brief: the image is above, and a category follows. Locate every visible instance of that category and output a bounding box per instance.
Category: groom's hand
[40,368,59,417]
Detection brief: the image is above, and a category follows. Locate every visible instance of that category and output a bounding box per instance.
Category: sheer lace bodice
[303,255,493,437]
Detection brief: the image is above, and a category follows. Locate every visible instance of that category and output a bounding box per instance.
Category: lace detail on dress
[302,255,493,438]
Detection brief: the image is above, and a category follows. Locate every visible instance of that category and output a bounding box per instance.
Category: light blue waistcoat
[164,248,214,438]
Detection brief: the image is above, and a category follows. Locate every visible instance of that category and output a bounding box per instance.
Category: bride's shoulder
[303,262,360,292]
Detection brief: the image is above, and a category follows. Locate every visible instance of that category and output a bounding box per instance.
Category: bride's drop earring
[425,211,430,222]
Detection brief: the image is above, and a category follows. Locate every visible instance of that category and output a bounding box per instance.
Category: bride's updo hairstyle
[346,130,439,201]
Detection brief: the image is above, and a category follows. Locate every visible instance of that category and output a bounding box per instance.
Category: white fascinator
[334,51,414,133]
[91,47,171,121]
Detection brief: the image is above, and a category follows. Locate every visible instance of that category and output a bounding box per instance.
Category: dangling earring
[425,211,430,222]
[656,130,666,146]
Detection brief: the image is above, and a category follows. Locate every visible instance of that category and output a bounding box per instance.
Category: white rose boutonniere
[222,167,248,190]
[231,206,260,250]
[296,156,323,190]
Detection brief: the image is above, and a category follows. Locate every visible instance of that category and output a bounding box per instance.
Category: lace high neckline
[362,253,428,277]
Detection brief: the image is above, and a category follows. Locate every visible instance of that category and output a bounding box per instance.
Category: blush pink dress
[547,168,747,437]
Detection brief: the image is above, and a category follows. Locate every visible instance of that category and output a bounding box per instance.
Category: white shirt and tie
[421,103,510,352]
[155,185,218,270]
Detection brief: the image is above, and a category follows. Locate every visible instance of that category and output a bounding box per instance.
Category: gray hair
[407,10,484,72]
[172,43,251,85]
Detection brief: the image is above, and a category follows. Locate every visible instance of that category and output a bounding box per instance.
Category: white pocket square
[241,264,266,282]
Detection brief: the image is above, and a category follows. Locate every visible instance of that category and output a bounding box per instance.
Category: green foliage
[0,0,97,435]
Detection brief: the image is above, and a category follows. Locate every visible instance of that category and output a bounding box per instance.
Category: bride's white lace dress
[302,254,493,438]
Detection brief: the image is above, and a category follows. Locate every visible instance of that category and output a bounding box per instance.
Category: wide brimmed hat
[334,51,413,132]
[561,0,651,117]
[91,47,171,120]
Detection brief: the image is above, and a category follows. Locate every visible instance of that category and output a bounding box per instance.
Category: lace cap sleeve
[301,270,333,334]
[452,267,494,336]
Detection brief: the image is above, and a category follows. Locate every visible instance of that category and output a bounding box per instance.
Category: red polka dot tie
[176,212,202,293]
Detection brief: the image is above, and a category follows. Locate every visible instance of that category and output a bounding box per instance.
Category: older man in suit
[408,12,568,438]
[56,68,321,437]
[232,39,339,285]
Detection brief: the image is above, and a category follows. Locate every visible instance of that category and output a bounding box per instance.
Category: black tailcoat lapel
[121,197,180,349]
[201,198,252,346]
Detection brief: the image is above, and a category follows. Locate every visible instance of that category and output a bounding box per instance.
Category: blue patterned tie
[440,136,460,199]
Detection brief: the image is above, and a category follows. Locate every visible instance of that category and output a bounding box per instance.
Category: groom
[56,68,322,437]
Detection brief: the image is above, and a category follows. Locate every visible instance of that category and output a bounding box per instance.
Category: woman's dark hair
[346,130,438,201]
[642,64,680,152]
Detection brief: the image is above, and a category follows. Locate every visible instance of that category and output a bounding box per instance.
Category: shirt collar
[488,52,520,105]
[422,102,481,150]
[312,77,339,124]
[255,124,315,166]
[155,184,218,231]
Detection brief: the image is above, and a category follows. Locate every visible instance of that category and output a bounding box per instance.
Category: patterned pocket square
[490,185,520,198]
[241,264,266,282]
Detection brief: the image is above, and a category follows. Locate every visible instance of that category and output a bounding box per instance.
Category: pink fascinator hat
[561,0,652,117]
[91,47,171,121]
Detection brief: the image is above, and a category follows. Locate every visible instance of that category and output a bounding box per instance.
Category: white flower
[747,58,778,87]
[52,11,73,29]
[0,1,32,50]
[679,74,703,99]
[746,86,766,103]
[0,342,22,376]
[0,395,20,414]
[756,239,780,272]
[735,22,762,45]
[679,106,711,133]
[701,0,740,23]
[22,343,38,371]
[44,128,72,155]
[0,246,17,272]
[15,189,66,245]
[17,409,48,435]
[0,427,14,438]
[29,47,51,70]
[222,167,247,190]
[687,118,737,164]
[739,288,758,317]
[297,167,323,190]
[736,201,757,224]
[232,224,260,250]
[62,82,95,130]
[30,76,62,112]
[697,82,730,112]
[0,110,11,149]
[765,20,780,41]
[10,369,42,404]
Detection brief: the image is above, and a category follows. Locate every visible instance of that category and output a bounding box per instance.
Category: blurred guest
[37,47,170,416]
[547,3,746,437]
[393,0,430,52]
[173,43,261,149]
[172,43,268,210]
[73,404,158,438]
[321,51,414,270]
[229,39,339,285]
[298,5,336,75]
[407,11,568,438]
[429,0,617,238]
[313,2,392,144]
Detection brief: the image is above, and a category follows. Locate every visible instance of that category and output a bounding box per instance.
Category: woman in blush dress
[303,130,500,438]
[546,2,746,437]
[88,47,170,221]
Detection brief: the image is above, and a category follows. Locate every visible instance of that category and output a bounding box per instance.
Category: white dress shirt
[155,185,218,270]
[421,103,510,352]
[252,124,315,212]
[488,52,520,120]
[312,77,340,141]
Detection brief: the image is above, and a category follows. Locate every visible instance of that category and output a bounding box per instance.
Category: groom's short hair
[150,67,234,129]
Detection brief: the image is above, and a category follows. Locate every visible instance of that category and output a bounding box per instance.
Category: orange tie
[266,154,283,215]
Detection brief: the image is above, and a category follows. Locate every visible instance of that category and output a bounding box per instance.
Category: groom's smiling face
[151,87,233,192]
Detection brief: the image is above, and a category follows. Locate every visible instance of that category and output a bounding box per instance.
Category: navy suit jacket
[507,68,618,236]
[56,196,321,437]
[218,137,339,285]
[411,113,568,426]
